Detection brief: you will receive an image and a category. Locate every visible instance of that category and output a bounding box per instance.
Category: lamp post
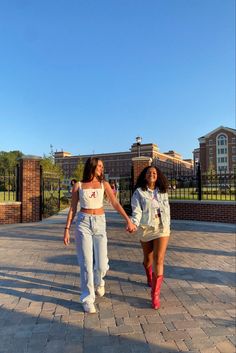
[195,158,202,201]
[136,136,142,157]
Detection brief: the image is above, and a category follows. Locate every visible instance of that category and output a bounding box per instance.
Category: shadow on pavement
[0,231,62,242]
[108,240,236,256]
[167,245,235,257]
[0,307,180,353]
[6,251,233,287]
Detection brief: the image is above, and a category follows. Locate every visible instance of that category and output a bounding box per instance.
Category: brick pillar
[19,156,42,223]
[132,157,152,187]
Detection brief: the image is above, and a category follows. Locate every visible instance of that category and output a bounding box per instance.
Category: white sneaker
[82,302,96,314]
[96,285,105,297]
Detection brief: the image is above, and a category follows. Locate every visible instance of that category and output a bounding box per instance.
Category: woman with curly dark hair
[131,165,170,309]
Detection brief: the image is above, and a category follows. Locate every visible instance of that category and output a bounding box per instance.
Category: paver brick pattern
[0,207,235,353]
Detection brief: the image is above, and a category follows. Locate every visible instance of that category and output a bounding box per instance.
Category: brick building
[193,126,236,173]
[54,142,193,180]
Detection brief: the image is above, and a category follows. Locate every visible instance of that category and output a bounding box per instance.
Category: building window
[218,148,227,154]
[232,137,236,144]
[216,134,228,172]
[232,146,236,154]
[218,166,227,172]
[209,140,213,145]
[209,147,213,154]
[217,134,227,146]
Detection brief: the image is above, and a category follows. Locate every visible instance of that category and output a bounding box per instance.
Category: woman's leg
[140,240,154,287]
[75,215,95,304]
[93,215,109,290]
[151,236,170,309]
[153,236,170,276]
[140,240,154,268]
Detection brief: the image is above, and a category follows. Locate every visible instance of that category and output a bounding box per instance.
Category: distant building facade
[55,142,193,180]
[193,126,236,173]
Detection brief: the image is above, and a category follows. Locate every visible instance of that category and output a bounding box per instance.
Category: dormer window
[217,134,227,146]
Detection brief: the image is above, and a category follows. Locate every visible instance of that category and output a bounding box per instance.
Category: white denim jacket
[131,187,170,232]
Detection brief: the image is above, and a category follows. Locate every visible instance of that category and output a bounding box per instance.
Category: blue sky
[0,0,235,159]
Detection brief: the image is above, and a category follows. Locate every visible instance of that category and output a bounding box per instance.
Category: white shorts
[137,217,170,243]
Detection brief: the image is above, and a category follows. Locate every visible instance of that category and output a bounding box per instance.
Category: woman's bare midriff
[80,207,104,215]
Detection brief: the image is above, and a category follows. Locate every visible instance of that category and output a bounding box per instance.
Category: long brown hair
[134,166,168,193]
[82,157,104,182]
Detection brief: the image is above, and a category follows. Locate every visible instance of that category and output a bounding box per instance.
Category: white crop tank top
[78,182,104,209]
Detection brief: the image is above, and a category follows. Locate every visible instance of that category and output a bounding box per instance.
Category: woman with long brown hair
[64,157,136,313]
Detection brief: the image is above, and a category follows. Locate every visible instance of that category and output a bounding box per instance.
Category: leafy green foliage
[0,150,23,171]
[71,158,84,181]
[41,155,64,179]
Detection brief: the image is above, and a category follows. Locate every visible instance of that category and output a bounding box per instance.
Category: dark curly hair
[134,166,168,193]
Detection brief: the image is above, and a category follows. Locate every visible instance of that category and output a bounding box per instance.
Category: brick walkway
[0,207,235,353]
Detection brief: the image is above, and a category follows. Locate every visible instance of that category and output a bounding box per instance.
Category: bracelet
[65,227,70,230]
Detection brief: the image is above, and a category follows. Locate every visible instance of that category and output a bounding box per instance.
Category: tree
[206,162,216,176]
[40,155,64,178]
[0,151,24,192]
[0,150,23,171]
[71,159,84,181]
[40,145,64,178]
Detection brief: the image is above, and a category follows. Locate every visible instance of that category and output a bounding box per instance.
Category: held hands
[126,220,137,234]
[64,228,70,246]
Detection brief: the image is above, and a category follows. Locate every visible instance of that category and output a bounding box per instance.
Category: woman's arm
[164,192,171,224]
[104,181,136,232]
[64,183,79,245]
[130,189,142,227]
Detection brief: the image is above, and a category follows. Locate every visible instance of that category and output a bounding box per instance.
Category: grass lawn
[0,189,70,203]
[0,191,16,202]
[169,187,236,201]
[1,188,235,203]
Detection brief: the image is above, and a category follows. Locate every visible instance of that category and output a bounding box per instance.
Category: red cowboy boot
[143,263,152,287]
[151,274,164,309]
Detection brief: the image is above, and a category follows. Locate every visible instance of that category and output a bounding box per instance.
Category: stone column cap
[132,156,152,162]
[18,155,42,161]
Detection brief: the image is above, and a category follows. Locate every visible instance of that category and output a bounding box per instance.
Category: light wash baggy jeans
[75,212,109,304]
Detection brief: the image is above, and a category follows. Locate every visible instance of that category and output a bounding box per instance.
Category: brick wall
[19,157,41,223]
[0,156,41,225]
[170,200,236,224]
[0,202,21,224]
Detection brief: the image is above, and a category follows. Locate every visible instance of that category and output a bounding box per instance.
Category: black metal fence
[0,167,19,202]
[118,176,133,214]
[41,170,61,218]
[167,169,236,201]
[0,165,70,219]
[118,168,236,205]
[119,177,132,204]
